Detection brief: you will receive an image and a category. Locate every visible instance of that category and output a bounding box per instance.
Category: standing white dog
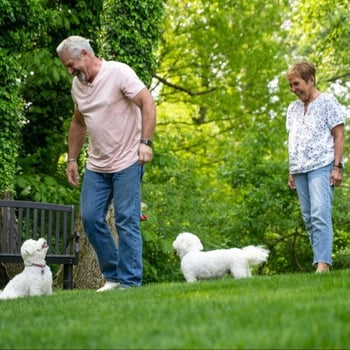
[173,232,269,282]
[0,238,53,300]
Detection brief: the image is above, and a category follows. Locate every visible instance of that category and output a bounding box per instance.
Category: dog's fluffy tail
[242,245,269,266]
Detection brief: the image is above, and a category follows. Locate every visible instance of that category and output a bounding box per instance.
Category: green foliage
[142,0,350,281]
[141,148,276,283]
[0,0,34,197]
[145,0,295,280]
[287,0,350,78]
[18,0,104,179]
[0,53,25,197]
[15,173,80,205]
[0,0,103,203]
[98,0,165,86]
[331,185,350,267]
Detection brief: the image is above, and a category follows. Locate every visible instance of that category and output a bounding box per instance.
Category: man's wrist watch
[140,139,153,147]
[333,162,343,170]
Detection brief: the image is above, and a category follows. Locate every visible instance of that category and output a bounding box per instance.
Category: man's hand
[66,162,80,187]
[138,143,153,165]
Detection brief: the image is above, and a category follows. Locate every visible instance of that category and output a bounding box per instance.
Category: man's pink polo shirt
[71,60,145,173]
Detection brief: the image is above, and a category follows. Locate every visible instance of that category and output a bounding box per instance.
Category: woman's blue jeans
[80,162,143,287]
[293,163,334,266]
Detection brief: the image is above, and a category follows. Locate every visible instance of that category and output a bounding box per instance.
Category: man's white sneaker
[96,281,120,292]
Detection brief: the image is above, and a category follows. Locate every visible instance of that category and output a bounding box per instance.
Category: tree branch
[153,74,218,96]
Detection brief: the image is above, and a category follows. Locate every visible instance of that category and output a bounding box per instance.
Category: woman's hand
[288,174,296,190]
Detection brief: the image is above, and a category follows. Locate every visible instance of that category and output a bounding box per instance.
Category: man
[56,36,156,291]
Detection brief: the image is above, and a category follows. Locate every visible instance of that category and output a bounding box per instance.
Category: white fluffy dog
[173,232,269,282]
[0,238,52,300]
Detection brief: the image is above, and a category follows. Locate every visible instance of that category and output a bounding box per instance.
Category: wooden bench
[0,200,80,289]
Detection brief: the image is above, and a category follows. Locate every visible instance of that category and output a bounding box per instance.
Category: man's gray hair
[56,36,95,59]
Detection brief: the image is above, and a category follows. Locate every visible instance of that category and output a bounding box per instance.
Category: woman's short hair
[286,61,316,84]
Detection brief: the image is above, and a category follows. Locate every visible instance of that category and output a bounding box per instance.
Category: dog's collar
[27,263,46,268]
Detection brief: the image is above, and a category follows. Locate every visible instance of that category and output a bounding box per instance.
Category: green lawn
[1,270,349,349]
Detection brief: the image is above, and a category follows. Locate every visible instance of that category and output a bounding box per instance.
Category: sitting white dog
[173,232,269,282]
[0,238,53,300]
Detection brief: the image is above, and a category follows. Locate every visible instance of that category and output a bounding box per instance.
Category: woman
[286,62,345,273]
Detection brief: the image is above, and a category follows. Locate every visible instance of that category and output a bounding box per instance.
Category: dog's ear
[182,233,203,251]
[20,240,36,257]
[21,246,31,257]
[194,238,203,251]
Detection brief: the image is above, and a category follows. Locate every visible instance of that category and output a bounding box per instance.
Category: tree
[142,0,300,280]
[15,0,104,203]
[140,0,350,281]
[98,0,165,86]
[0,0,30,198]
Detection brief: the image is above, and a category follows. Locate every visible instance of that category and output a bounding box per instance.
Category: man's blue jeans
[293,163,334,266]
[80,162,143,287]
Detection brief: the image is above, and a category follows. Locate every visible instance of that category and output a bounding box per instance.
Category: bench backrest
[0,200,77,263]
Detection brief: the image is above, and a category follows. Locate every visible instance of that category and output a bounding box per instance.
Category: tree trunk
[54,203,118,290]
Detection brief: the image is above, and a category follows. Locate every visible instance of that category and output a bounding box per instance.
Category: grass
[1,270,350,349]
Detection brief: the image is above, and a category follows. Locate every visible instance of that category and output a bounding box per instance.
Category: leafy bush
[15,172,80,205]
